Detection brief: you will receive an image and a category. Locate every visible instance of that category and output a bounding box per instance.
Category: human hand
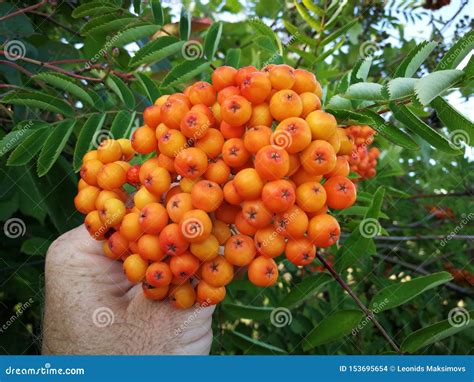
[42,225,215,355]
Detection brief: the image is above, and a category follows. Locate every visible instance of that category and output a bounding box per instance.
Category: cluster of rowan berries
[74,64,359,309]
[345,125,380,181]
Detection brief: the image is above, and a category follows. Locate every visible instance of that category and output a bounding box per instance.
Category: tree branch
[0,51,134,83]
[375,254,474,297]
[407,190,473,199]
[316,253,402,354]
[0,59,34,77]
[28,10,77,34]
[47,58,90,65]
[374,235,474,242]
[0,50,102,82]
[0,0,47,22]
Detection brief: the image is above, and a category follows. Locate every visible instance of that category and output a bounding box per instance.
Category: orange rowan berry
[269,89,303,121]
[224,234,256,266]
[221,95,252,127]
[188,81,216,106]
[97,139,123,163]
[292,69,317,94]
[196,281,226,306]
[201,256,234,287]
[96,163,127,190]
[212,66,238,91]
[190,234,220,261]
[159,223,189,256]
[285,237,316,266]
[168,282,196,309]
[323,176,357,209]
[74,186,100,214]
[240,71,272,104]
[131,126,158,154]
[254,145,290,181]
[123,254,148,283]
[269,64,295,90]
[146,261,172,287]
[300,140,337,175]
[143,105,161,129]
[248,256,278,287]
[254,227,286,258]
[307,214,340,248]
[261,179,296,213]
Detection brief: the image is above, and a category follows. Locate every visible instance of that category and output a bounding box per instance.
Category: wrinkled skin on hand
[42,226,214,355]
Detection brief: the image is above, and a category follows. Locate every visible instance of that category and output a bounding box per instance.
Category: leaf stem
[315,253,402,354]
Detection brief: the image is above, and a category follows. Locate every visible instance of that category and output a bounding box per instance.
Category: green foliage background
[0,0,472,355]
